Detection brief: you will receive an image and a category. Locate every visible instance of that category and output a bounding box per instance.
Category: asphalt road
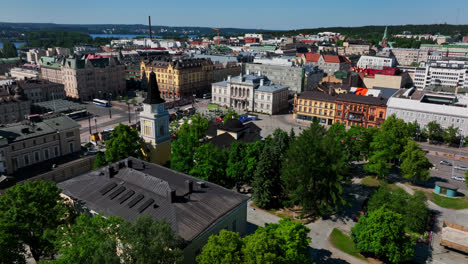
[425,153,468,193]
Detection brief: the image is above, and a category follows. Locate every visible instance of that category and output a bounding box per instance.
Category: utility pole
[88,115,92,135]
[108,93,112,119]
[127,102,131,124]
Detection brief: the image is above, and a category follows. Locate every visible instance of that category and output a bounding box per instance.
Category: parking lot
[426,153,468,193]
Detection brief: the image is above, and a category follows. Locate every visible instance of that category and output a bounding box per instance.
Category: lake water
[0,42,26,49]
[90,34,149,39]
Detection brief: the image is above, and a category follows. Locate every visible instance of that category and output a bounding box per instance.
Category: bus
[93,99,109,107]
[66,109,88,119]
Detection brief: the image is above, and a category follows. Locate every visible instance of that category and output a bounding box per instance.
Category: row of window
[11,144,68,170]
[390,110,466,124]
[298,106,333,116]
[298,100,334,109]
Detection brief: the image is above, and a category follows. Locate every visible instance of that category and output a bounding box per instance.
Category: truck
[440,221,468,253]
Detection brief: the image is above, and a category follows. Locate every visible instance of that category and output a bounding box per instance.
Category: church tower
[139,71,171,165]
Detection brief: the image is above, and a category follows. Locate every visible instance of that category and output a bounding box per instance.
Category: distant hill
[0,22,266,38]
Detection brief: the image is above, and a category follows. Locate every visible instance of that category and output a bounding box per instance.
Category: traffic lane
[426,154,468,191]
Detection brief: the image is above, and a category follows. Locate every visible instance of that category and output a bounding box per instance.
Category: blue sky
[1,0,467,30]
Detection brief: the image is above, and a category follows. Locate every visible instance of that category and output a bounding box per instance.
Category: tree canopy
[281,121,349,216]
[104,123,143,163]
[351,207,415,263]
[197,218,311,264]
[0,180,70,262]
[400,139,432,182]
[1,41,18,57]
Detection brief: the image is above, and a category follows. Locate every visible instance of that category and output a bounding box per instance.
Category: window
[66,131,74,138]
[379,112,383,118]
[159,125,165,136]
[34,151,40,162]
[69,142,74,153]
[24,154,30,166]
[54,146,59,157]
[337,104,342,109]
[44,149,50,160]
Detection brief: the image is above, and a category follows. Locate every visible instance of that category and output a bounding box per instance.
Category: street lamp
[127,102,131,124]
[108,93,112,119]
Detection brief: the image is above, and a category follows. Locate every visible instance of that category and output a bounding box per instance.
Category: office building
[357,55,396,69]
[245,62,323,93]
[413,58,468,89]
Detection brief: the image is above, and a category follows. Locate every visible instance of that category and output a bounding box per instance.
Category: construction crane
[211,28,220,45]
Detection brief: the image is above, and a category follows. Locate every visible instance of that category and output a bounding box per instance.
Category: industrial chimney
[148,16,152,40]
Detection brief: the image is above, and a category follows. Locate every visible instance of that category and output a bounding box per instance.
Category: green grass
[431,193,468,210]
[360,176,398,190]
[329,228,367,261]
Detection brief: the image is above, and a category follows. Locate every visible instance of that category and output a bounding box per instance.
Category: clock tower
[140,71,171,165]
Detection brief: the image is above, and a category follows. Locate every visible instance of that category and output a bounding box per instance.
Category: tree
[226,142,248,191]
[400,140,432,182]
[252,146,277,208]
[93,152,107,169]
[119,215,184,264]
[281,121,349,216]
[0,181,70,262]
[351,207,415,263]
[244,141,264,185]
[171,115,209,173]
[465,171,468,188]
[1,41,18,57]
[54,214,122,264]
[190,143,228,186]
[196,230,244,264]
[0,218,25,264]
[104,124,142,163]
[404,191,429,234]
[406,121,421,140]
[223,108,239,124]
[443,125,460,146]
[426,121,443,143]
[197,219,311,264]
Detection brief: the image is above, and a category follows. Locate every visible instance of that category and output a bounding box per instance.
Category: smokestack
[148,16,152,40]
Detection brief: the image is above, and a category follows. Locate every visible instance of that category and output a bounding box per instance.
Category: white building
[414,58,468,89]
[211,74,289,115]
[9,67,40,80]
[357,55,396,69]
[387,88,468,136]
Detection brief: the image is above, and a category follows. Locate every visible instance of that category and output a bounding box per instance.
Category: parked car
[452,176,465,182]
[454,165,468,171]
[440,160,452,166]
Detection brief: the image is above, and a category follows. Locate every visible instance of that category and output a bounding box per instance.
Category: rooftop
[58,157,249,242]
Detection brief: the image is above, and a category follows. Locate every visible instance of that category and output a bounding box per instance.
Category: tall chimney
[148,16,152,40]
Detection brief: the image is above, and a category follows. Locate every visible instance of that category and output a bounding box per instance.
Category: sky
[1,0,467,30]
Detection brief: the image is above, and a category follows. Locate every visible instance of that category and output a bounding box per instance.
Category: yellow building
[141,56,214,98]
[139,71,171,165]
[293,91,337,125]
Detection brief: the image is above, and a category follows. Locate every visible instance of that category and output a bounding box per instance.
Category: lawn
[329,228,367,261]
[360,176,398,190]
[431,193,468,210]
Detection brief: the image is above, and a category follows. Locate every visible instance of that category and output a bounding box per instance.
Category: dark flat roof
[58,157,249,242]
[298,91,338,103]
[336,93,388,106]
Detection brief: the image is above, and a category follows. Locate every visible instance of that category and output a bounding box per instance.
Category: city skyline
[1,0,467,30]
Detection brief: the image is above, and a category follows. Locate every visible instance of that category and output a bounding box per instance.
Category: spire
[381,26,388,48]
[143,71,165,104]
[383,26,388,40]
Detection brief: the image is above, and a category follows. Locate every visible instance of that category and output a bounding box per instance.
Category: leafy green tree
[426,121,443,143]
[281,121,349,216]
[0,181,70,262]
[465,171,468,188]
[244,141,264,185]
[1,41,18,57]
[104,124,142,163]
[351,207,415,263]
[130,98,137,105]
[360,126,379,160]
[406,121,421,140]
[0,218,25,264]
[53,214,122,264]
[190,143,228,186]
[376,114,409,160]
[223,108,239,124]
[443,125,460,146]
[196,230,244,264]
[171,115,209,173]
[364,150,391,179]
[289,127,296,140]
[404,191,429,234]
[400,140,432,182]
[93,152,107,169]
[119,215,184,264]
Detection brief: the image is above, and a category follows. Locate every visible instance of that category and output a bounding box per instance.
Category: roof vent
[185,180,193,194]
[196,181,206,189]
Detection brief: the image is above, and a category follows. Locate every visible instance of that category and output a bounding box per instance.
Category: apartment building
[338,39,371,55]
[40,56,126,100]
[211,74,289,115]
[0,114,81,175]
[413,58,468,89]
[389,48,429,66]
[334,93,388,128]
[141,56,214,98]
[19,79,66,103]
[301,53,350,76]
[387,88,468,136]
[420,44,468,59]
[0,84,30,124]
[245,62,323,93]
[293,91,337,125]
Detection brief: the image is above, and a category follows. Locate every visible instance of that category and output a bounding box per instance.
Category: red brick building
[334,93,388,128]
